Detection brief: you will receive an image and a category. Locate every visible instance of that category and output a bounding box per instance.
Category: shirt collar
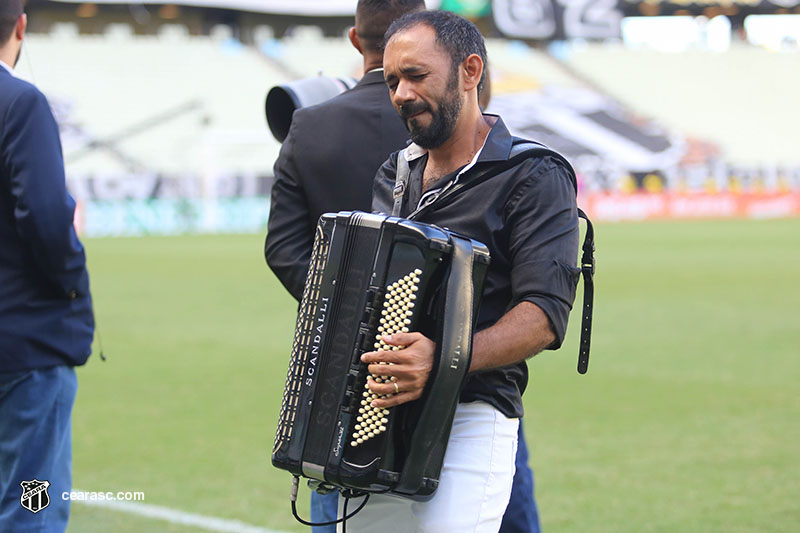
[475,114,514,162]
[357,68,387,87]
[402,113,514,164]
[0,59,14,76]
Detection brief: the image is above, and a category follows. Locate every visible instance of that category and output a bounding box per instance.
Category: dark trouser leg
[499,421,541,533]
[310,490,338,533]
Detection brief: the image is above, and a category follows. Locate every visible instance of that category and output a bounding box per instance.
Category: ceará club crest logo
[20,479,50,513]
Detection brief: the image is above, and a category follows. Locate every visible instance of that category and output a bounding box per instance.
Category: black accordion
[272,211,490,497]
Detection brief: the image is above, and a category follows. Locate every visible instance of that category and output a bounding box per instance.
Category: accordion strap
[407,141,573,220]
[395,234,476,495]
[401,142,596,374]
[391,143,595,374]
[391,149,411,217]
[577,208,594,374]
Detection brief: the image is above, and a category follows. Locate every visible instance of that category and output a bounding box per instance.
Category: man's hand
[360,332,435,408]
[359,302,553,408]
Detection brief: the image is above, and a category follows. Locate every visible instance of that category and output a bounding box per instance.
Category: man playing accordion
[355,10,581,531]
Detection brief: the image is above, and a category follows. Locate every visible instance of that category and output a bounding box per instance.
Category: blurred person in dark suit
[266,0,424,302]
[265,1,425,529]
[265,2,540,531]
[0,1,94,531]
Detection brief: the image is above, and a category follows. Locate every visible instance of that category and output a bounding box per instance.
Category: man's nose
[393,79,416,105]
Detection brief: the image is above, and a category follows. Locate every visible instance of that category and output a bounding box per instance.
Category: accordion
[272,211,490,497]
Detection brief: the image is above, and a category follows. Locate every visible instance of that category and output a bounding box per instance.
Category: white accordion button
[354,267,424,447]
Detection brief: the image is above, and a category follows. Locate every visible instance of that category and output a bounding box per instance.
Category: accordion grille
[273,225,330,454]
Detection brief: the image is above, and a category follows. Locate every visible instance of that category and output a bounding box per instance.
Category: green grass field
[66,219,799,532]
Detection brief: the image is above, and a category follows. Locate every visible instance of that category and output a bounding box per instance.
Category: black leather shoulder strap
[431,142,576,211]
[392,149,411,217]
[577,208,595,374]
[410,141,596,374]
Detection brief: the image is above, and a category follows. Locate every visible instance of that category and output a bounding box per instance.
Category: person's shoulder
[0,74,49,117]
[292,79,385,122]
[503,136,577,191]
[0,73,45,101]
[374,148,401,182]
[507,136,570,168]
[288,93,349,132]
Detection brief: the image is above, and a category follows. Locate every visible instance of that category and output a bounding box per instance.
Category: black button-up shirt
[372,116,580,418]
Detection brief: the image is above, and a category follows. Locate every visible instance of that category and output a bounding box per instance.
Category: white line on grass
[72,489,285,533]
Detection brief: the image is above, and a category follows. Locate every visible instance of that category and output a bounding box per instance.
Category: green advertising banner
[440,0,491,17]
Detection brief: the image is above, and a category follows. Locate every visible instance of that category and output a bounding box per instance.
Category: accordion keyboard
[350,268,422,448]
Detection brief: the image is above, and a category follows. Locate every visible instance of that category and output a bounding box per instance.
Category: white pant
[339,401,519,532]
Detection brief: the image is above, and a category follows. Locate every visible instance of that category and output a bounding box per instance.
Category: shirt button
[68,290,78,300]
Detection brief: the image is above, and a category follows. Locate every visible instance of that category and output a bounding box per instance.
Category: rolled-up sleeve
[505,157,580,348]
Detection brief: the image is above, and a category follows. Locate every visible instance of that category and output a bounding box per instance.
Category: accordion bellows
[272,211,489,497]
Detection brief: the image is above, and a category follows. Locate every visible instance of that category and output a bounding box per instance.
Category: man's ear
[348,27,363,55]
[461,53,483,92]
[15,14,27,41]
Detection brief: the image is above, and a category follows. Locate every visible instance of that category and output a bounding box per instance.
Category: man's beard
[399,72,462,150]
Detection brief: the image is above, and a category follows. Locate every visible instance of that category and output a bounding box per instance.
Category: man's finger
[366,362,400,377]
[365,377,399,397]
[380,331,424,346]
[361,349,405,364]
[369,390,419,409]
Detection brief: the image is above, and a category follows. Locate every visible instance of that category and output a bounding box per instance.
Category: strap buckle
[393,181,405,200]
[582,256,595,276]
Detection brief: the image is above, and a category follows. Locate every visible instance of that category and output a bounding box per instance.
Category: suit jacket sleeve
[264,118,315,302]
[2,86,88,298]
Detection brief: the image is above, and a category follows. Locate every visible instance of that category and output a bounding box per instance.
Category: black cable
[289,494,368,527]
[342,495,349,533]
[289,476,370,527]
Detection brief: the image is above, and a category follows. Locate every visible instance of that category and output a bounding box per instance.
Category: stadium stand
[485,39,582,91]
[13,30,689,197]
[269,26,360,79]
[15,30,286,179]
[10,22,798,229]
[562,41,800,166]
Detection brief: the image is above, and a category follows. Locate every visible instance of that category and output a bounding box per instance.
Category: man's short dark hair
[0,0,24,46]
[384,10,488,94]
[356,0,425,52]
